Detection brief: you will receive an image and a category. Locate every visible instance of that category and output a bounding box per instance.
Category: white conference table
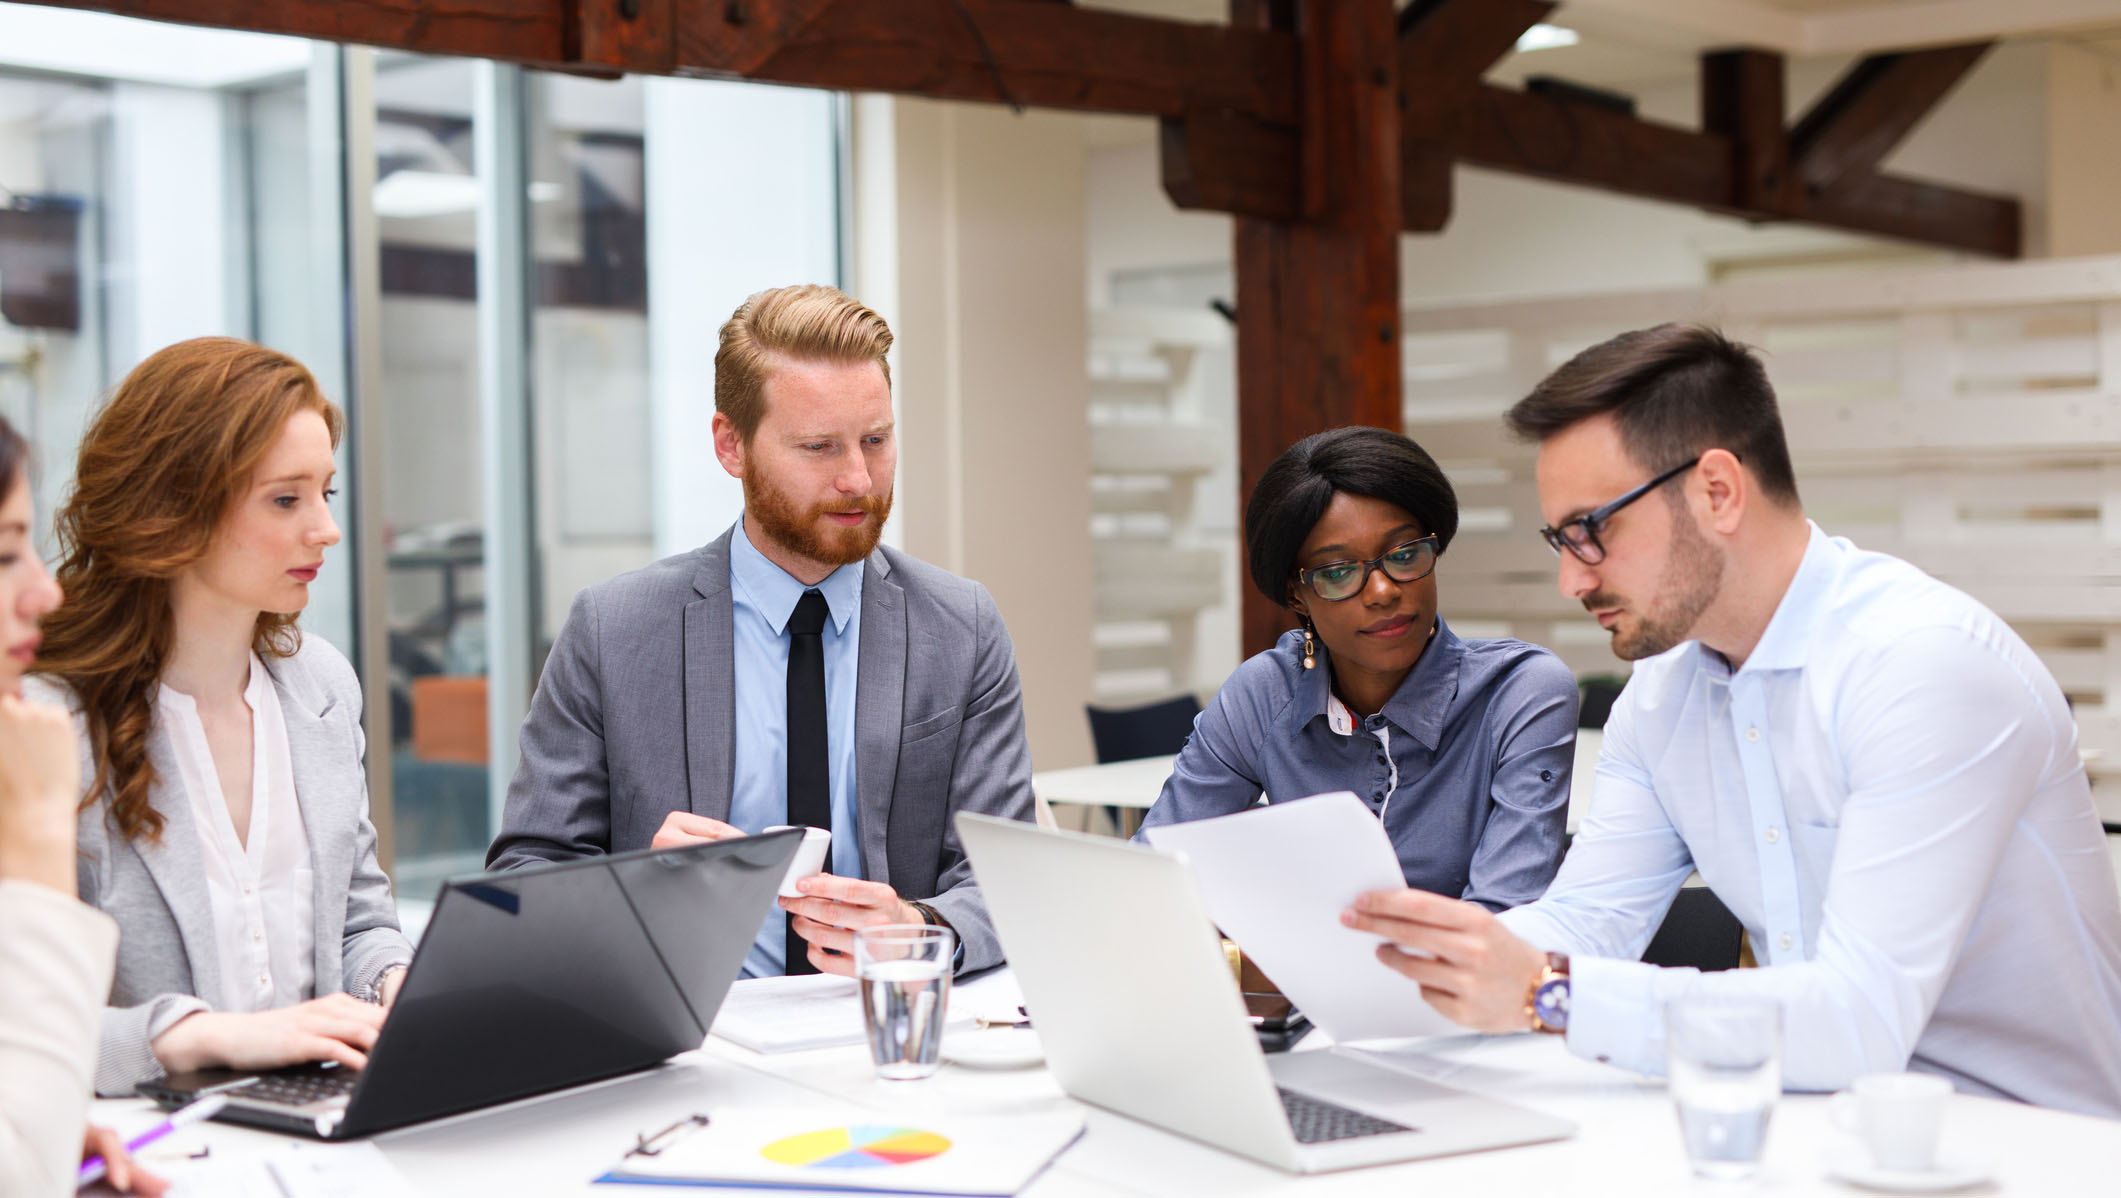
[1031,730,1606,831]
[89,991,2121,1196]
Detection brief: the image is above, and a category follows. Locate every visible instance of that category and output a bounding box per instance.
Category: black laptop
[139,830,800,1139]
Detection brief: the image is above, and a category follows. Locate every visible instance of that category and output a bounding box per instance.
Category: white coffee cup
[763,825,832,898]
[1829,1072,1952,1171]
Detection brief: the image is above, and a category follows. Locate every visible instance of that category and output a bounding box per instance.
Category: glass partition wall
[0,5,847,919]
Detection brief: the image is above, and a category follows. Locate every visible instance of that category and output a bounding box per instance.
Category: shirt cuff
[1563,954,1669,1076]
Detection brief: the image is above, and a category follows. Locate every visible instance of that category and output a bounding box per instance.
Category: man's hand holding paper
[1141,792,1461,1042]
[1342,888,1545,1033]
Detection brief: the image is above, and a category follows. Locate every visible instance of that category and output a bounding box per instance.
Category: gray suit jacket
[27,636,413,1096]
[487,530,1036,972]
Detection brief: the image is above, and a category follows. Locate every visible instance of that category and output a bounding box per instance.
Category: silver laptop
[957,813,1575,1174]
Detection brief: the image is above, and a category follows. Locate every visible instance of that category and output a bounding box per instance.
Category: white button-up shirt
[159,655,316,1013]
[1502,523,2121,1118]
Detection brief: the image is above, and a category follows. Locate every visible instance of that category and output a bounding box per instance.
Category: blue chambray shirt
[1137,617,1577,910]
[727,516,864,977]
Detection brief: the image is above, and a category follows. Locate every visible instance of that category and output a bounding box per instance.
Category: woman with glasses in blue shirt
[1137,427,1577,911]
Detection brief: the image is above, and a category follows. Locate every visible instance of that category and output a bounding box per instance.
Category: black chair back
[1085,694,1202,764]
[1640,886,1745,972]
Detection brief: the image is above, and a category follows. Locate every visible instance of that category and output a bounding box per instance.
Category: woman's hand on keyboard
[151,993,387,1074]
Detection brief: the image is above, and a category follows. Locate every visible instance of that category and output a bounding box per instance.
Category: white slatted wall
[1087,307,1234,704]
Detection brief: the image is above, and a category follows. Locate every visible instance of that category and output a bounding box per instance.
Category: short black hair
[1505,323,1800,504]
[1245,426,1458,606]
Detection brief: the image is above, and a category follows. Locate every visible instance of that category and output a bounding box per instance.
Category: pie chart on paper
[760,1125,954,1170]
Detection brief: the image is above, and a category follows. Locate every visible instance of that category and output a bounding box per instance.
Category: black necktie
[785,589,831,975]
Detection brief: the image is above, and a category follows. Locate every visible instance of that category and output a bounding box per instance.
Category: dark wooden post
[1231,0,1402,658]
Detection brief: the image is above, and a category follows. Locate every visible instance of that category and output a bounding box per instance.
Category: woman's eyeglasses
[1538,457,1700,565]
[1296,536,1440,602]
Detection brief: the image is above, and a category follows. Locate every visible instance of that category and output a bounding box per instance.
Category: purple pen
[77,1093,228,1187]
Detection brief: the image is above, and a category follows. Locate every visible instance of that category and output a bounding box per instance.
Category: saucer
[940,1027,1044,1070]
[1825,1146,1992,1192]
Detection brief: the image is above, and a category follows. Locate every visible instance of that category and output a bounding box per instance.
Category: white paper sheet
[1143,792,1463,1043]
[162,1142,419,1197]
[708,969,1015,1053]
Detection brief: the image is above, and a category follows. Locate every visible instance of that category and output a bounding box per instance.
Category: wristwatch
[1526,952,1570,1035]
[906,900,947,929]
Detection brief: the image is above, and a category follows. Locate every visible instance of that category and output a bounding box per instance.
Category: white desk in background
[1031,754,1175,812]
[90,996,2120,1195]
[1028,728,1607,835]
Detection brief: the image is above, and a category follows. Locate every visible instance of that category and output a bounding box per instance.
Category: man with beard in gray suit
[487,284,1035,978]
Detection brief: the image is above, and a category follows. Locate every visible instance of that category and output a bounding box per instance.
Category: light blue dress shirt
[1500,523,2121,1117]
[728,516,864,977]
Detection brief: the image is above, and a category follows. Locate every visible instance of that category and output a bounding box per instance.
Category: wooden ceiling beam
[1396,0,1555,89]
[20,0,2020,258]
[1395,0,1554,231]
[581,0,1296,123]
[1230,0,1402,657]
[1439,82,1735,213]
[1700,45,2019,256]
[1788,42,1992,194]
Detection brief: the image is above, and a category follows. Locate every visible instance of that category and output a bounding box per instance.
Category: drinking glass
[1665,996,1782,1181]
[854,924,955,1081]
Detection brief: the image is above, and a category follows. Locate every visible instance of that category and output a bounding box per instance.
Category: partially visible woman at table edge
[1137,426,1578,910]
[0,411,164,1196]
[27,337,413,1097]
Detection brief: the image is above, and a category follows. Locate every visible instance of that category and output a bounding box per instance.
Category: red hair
[35,337,342,843]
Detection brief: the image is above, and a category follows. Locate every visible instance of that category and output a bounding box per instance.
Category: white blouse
[157,655,316,1013]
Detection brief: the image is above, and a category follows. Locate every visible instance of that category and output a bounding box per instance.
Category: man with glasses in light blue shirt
[1343,323,2121,1118]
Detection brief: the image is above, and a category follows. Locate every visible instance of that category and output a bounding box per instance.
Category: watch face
[1534,977,1571,1031]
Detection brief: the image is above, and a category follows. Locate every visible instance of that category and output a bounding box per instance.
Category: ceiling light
[1515,24,1580,53]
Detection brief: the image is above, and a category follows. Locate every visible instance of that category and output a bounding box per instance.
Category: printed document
[1144,792,1461,1042]
[709,968,1019,1053]
[597,1106,1083,1194]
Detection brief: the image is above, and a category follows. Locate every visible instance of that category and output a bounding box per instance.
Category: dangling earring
[1302,619,1317,670]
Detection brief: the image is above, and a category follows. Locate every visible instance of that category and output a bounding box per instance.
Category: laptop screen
[338,831,798,1137]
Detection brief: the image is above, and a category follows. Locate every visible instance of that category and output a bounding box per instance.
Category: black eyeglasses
[1296,536,1440,602]
[1538,457,1701,565]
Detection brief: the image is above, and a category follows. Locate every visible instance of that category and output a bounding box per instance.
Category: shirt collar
[159,653,272,712]
[729,515,862,636]
[1732,520,1838,675]
[1285,615,1464,751]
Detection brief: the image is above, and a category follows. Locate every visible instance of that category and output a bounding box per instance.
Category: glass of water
[855,923,955,1081]
[1665,996,1782,1181]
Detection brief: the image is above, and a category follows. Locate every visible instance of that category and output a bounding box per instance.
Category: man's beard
[744,469,893,568]
[1588,507,1723,661]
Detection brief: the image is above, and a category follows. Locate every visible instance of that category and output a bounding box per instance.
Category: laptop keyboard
[232,1068,357,1107]
[1277,1087,1416,1144]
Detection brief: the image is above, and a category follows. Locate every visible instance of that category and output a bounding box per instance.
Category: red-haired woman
[29,337,412,1097]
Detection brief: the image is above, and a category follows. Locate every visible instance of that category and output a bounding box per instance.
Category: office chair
[1083,693,1202,834]
[1086,693,1202,764]
[1641,886,1745,972]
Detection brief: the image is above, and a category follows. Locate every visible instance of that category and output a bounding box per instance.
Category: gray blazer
[26,636,413,1096]
[487,530,1036,972]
